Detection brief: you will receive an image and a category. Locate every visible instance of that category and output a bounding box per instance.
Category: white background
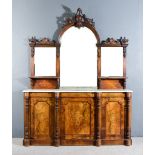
[0,0,154,154]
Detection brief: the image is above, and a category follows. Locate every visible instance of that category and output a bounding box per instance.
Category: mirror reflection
[34,47,56,76]
[101,47,123,77]
[60,27,97,87]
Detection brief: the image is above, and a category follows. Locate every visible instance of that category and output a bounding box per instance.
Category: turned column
[54,92,60,146]
[124,92,132,146]
[23,92,30,146]
[95,92,101,146]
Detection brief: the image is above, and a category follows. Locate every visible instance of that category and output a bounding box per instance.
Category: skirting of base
[23,138,132,146]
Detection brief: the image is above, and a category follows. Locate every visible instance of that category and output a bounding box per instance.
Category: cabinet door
[101,94,125,140]
[30,95,55,145]
[60,97,95,145]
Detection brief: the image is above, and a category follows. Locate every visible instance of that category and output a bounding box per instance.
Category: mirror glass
[34,47,56,76]
[60,27,97,87]
[101,47,123,77]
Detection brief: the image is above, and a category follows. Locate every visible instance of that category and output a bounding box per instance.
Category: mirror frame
[58,8,101,88]
[29,37,60,89]
[97,37,128,89]
[28,8,129,89]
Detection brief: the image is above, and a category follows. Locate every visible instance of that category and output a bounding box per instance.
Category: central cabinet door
[60,93,95,145]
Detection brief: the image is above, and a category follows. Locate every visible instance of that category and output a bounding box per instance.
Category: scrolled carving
[29,37,60,47]
[99,37,129,47]
[119,37,129,45]
[101,38,121,46]
[74,8,95,28]
[38,38,56,45]
[63,8,95,28]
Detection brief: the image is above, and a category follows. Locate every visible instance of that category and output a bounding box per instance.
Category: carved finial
[75,8,84,28]
[62,8,95,28]
[119,37,129,45]
[29,36,38,44]
[74,8,95,28]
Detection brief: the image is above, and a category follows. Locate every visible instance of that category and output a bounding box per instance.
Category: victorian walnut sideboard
[23,89,132,146]
[23,8,132,146]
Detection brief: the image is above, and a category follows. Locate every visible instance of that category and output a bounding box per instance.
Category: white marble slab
[23,87,133,92]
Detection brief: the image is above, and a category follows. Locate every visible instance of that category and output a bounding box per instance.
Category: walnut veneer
[23,91,132,146]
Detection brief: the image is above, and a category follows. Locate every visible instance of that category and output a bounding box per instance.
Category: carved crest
[99,37,129,47]
[29,37,59,47]
[101,38,121,46]
[64,8,95,28]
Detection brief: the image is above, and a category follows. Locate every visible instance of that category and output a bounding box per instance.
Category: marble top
[23,87,133,92]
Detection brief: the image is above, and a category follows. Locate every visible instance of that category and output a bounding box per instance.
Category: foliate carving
[74,8,95,28]
[63,8,95,28]
[29,37,60,47]
[101,38,121,46]
[99,37,129,47]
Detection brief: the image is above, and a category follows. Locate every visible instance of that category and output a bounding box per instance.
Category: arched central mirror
[60,26,97,87]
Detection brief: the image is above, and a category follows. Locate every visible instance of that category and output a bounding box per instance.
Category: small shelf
[99,76,126,79]
[30,76,60,79]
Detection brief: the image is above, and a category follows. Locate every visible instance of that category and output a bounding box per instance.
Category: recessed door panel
[30,97,55,140]
[101,96,125,140]
[60,97,94,144]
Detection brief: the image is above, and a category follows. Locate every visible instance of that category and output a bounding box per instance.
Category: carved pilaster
[54,93,60,146]
[123,46,127,58]
[124,92,132,145]
[95,93,101,146]
[23,92,30,146]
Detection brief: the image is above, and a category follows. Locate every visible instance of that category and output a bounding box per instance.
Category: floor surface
[12,137,143,155]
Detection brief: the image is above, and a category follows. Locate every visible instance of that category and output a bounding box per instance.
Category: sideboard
[23,88,132,146]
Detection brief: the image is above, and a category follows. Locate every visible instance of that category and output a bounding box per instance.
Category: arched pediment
[58,8,100,43]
